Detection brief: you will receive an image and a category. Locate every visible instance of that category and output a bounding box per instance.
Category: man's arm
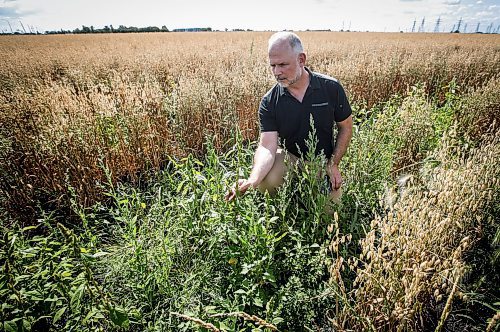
[225,131,278,201]
[327,115,353,190]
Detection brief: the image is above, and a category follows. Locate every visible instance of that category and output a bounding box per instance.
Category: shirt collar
[278,67,320,96]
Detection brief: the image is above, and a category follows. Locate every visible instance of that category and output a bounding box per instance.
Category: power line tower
[451,24,456,33]
[475,22,480,33]
[1,19,13,33]
[456,17,463,33]
[463,23,467,33]
[496,24,500,34]
[434,17,441,33]
[19,20,26,33]
[411,19,416,32]
[418,17,425,32]
[486,22,493,33]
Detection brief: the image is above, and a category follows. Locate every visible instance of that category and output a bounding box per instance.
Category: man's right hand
[225,179,254,201]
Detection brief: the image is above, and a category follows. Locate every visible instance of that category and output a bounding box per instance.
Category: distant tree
[141,26,160,32]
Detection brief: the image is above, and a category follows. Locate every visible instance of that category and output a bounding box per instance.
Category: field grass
[0,31,499,331]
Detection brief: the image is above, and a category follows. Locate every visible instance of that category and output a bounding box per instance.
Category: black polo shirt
[258,68,352,159]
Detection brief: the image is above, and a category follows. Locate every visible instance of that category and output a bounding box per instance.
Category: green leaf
[218,321,230,331]
[272,317,284,325]
[263,272,276,283]
[253,297,263,307]
[204,306,217,314]
[70,284,85,309]
[83,308,105,324]
[53,306,67,323]
[3,320,18,332]
[91,251,109,258]
[22,319,30,331]
[22,225,38,232]
[2,303,14,310]
[25,290,43,301]
[241,264,252,275]
[44,296,59,302]
[109,306,129,328]
[269,216,280,223]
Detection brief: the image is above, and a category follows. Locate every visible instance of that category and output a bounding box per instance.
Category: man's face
[268,42,303,88]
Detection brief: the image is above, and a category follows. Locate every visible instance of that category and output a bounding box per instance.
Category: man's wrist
[328,158,339,168]
[247,177,259,189]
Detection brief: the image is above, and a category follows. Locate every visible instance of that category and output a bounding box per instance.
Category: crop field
[0,31,499,331]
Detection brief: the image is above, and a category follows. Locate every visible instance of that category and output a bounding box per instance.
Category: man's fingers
[225,179,251,202]
[330,174,342,190]
[224,189,235,201]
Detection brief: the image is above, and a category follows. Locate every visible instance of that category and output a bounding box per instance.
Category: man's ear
[298,52,306,66]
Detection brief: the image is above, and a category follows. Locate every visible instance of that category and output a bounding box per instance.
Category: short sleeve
[258,95,278,132]
[332,82,352,122]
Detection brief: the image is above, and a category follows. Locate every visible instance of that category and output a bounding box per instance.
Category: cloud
[400,0,423,2]
[0,5,38,19]
[475,10,495,18]
[476,0,482,3]
[0,6,21,18]
[443,0,461,5]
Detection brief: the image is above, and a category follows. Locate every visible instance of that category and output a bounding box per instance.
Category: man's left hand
[328,164,343,190]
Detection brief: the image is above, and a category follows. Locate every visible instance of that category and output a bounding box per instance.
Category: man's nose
[272,66,281,76]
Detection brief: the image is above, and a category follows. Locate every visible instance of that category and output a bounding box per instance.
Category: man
[225,31,353,202]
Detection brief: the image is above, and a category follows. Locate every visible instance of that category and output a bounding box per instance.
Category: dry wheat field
[0,32,499,331]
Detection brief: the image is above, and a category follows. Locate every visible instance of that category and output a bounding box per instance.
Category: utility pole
[1,19,13,33]
[418,17,425,32]
[475,22,480,33]
[434,17,441,33]
[451,24,456,33]
[411,19,416,32]
[487,22,494,33]
[19,20,26,33]
[456,17,463,33]
[463,23,467,33]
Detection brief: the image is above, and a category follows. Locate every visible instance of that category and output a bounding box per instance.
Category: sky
[0,0,499,33]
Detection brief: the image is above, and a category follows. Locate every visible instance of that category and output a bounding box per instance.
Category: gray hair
[268,31,304,54]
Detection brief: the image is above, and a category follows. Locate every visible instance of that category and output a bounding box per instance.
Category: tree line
[44,25,213,35]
